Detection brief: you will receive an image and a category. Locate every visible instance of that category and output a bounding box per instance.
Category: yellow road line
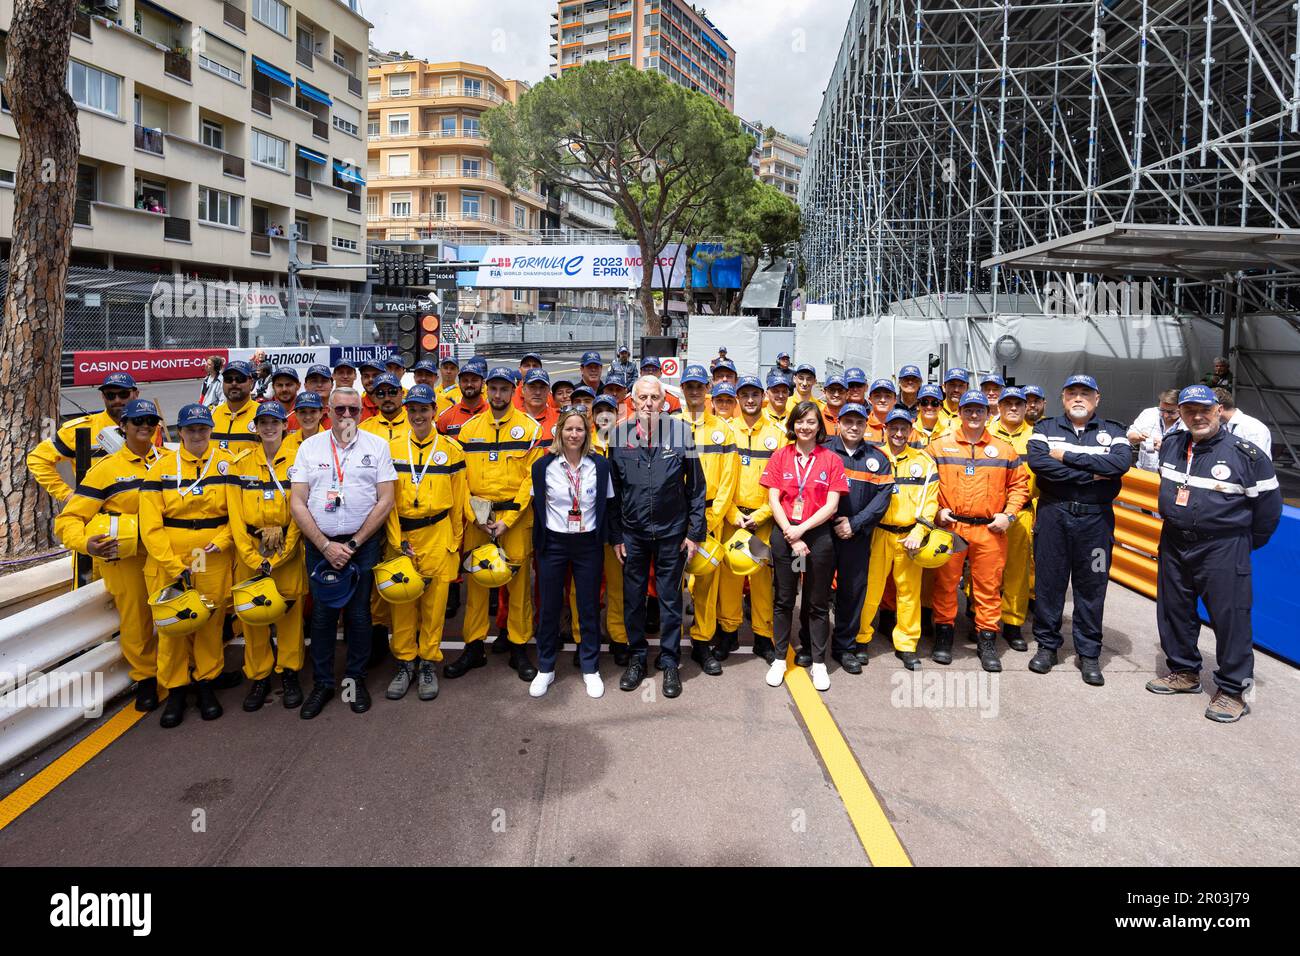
[0,703,145,831]
[783,652,912,867]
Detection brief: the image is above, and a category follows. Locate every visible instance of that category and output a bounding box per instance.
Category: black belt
[399,510,449,531]
[1041,497,1105,516]
[489,501,519,512]
[1168,526,1246,543]
[737,506,755,515]
[948,514,993,525]
[163,516,226,530]
[326,533,359,544]
[878,522,915,535]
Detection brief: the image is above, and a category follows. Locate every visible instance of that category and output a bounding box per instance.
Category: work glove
[258,525,285,556]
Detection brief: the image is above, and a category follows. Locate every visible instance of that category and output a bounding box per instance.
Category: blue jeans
[306,536,380,688]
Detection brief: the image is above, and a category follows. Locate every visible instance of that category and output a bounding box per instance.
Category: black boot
[444,640,487,678]
[159,685,187,728]
[1077,655,1105,686]
[1028,647,1058,674]
[280,669,304,708]
[444,582,461,619]
[491,629,512,653]
[713,628,739,661]
[1003,623,1028,651]
[242,677,272,712]
[691,639,722,676]
[932,624,955,665]
[831,650,862,675]
[853,642,871,665]
[752,634,776,664]
[619,658,646,691]
[195,679,223,720]
[895,650,922,671]
[976,630,1002,673]
[509,643,538,681]
[134,677,159,713]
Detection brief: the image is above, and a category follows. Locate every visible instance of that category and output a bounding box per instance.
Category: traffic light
[397,311,419,368]
[419,312,440,356]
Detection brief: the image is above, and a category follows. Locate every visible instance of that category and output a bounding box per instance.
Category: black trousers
[535,530,604,674]
[771,523,836,662]
[1156,530,1254,696]
[830,530,873,655]
[623,533,687,667]
[1031,502,1115,658]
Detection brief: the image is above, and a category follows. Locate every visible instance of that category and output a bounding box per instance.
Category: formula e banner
[459,244,688,289]
[72,349,222,386]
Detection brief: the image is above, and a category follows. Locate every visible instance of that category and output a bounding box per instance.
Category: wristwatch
[346,538,359,551]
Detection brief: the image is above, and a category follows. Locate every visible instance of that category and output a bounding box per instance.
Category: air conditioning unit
[98,0,120,11]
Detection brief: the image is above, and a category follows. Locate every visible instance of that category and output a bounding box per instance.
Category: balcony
[251,233,270,255]
[252,90,271,115]
[370,84,504,105]
[73,8,91,40]
[295,176,313,198]
[134,125,165,156]
[296,45,313,69]
[348,74,362,97]
[311,243,328,264]
[74,199,92,227]
[222,153,245,178]
[347,192,362,212]
[163,216,190,242]
[223,2,245,31]
[312,117,330,139]
[164,50,190,82]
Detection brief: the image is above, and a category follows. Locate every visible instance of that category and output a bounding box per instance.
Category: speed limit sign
[660,357,680,377]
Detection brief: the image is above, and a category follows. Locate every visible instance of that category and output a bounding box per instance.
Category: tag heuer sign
[373,299,430,314]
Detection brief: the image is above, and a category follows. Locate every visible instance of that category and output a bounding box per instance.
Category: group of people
[31,344,1281,728]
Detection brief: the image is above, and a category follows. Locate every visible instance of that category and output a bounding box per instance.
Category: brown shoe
[1145,671,1202,695]
[1205,690,1250,723]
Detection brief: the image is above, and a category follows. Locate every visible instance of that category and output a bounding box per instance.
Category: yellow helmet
[686,535,724,578]
[84,513,139,559]
[231,574,289,625]
[724,529,770,577]
[149,583,213,638]
[374,555,429,604]
[463,543,514,588]
[910,527,967,569]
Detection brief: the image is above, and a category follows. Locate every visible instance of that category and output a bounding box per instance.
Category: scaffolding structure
[799,0,1300,463]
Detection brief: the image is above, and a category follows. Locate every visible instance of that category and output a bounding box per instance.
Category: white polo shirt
[289,428,397,538]
[1224,410,1272,458]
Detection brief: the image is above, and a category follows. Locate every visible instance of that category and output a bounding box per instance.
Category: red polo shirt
[760,444,849,523]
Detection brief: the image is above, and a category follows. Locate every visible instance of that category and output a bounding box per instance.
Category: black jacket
[530,453,618,553]
[607,415,707,543]
[1026,413,1132,505]
[826,435,893,537]
[1157,427,1282,549]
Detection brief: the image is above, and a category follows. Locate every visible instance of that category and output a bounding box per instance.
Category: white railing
[373,84,504,105]
[367,129,485,142]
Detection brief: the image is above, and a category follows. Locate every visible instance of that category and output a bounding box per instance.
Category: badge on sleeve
[910,463,923,477]
[866,458,880,472]
[985,445,998,458]
[764,437,777,450]
[433,451,448,465]
[1098,432,1112,446]
[711,430,725,444]
[510,426,525,440]
[217,461,229,475]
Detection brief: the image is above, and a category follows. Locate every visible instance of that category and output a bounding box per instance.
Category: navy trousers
[830,531,873,655]
[623,534,687,667]
[305,536,380,688]
[535,530,604,674]
[1032,502,1115,658]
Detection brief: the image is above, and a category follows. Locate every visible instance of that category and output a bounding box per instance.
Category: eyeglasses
[222,374,249,384]
[333,406,362,417]
[374,388,401,399]
[102,389,133,401]
[124,417,161,429]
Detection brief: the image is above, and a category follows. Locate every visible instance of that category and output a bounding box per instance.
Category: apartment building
[739,117,763,175]
[550,1,736,112]
[759,128,807,198]
[0,0,371,293]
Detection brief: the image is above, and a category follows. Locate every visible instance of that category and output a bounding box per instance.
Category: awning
[982,222,1300,277]
[297,146,327,166]
[296,79,332,107]
[333,161,365,186]
[252,56,292,87]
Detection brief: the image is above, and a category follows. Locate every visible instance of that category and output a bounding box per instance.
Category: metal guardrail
[1110,468,1162,599]
[470,339,616,359]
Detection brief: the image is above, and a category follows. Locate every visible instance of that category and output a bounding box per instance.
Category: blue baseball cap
[1062,374,1099,392]
[523,368,551,386]
[305,363,332,380]
[943,367,970,384]
[373,373,403,391]
[776,351,791,361]
[958,391,989,409]
[737,375,764,393]
[601,374,627,392]
[486,366,516,385]
[885,408,915,425]
[520,352,544,365]
[640,356,662,371]
[1178,384,1217,406]
[795,363,817,376]
[824,375,846,390]
[681,364,710,385]
[593,395,619,412]
[309,561,359,610]
[253,401,287,422]
[980,373,1005,387]
[403,384,437,405]
[918,384,943,402]
[898,364,923,380]
[176,403,214,427]
[385,353,407,369]
[711,383,737,398]
[550,376,574,391]
[332,357,358,371]
[440,355,461,368]
[571,385,596,399]
[999,386,1026,403]
[224,360,254,378]
[838,402,869,420]
[1023,385,1045,399]
[358,356,386,373]
[844,367,868,386]
[271,365,300,383]
[580,351,603,367]
[712,359,737,375]
[121,399,159,420]
[869,378,898,395]
[100,372,137,390]
[460,358,488,378]
[294,391,324,410]
[766,371,794,389]
[717,346,728,355]
[617,345,631,355]
[412,358,439,374]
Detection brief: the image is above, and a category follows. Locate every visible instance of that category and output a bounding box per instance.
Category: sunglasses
[102,389,134,401]
[374,388,401,399]
[333,406,362,417]
[918,399,942,407]
[559,405,590,416]
[124,416,161,428]
[222,374,249,384]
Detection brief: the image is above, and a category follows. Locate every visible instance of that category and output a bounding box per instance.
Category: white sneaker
[529,671,556,698]
[766,659,787,687]
[811,662,831,691]
[583,672,604,699]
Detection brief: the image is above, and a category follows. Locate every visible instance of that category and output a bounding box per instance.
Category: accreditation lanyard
[263,450,286,503]
[176,449,214,498]
[407,433,437,507]
[791,450,816,522]
[561,458,585,533]
[326,436,353,512]
[1174,444,1193,507]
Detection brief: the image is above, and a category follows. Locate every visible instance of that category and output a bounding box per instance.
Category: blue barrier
[1242,503,1300,666]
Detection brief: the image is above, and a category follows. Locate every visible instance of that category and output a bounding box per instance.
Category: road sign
[660,357,680,377]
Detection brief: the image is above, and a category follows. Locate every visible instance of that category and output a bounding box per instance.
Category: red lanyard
[561,459,583,510]
[793,450,816,498]
[1182,443,1194,486]
[329,436,351,488]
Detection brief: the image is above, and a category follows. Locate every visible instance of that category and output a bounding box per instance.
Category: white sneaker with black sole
[529,671,556,698]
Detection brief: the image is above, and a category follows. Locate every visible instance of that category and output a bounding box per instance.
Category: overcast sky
[365,0,856,140]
